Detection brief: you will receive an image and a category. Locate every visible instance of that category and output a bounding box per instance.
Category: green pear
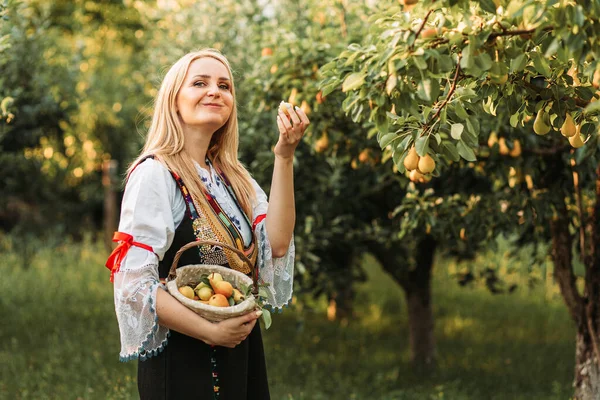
[569,133,584,148]
[560,114,577,137]
[533,110,551,136]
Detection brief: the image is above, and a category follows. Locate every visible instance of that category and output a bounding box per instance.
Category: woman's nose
[206,83,220,96]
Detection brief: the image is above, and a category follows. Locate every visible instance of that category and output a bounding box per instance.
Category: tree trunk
[103,159,118,252]
[549,200,600,399]
[574,164,600,399]
[368,237,437,371]
[574,327,600,400]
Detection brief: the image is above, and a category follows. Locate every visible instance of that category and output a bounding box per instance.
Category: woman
[105,48,309,399]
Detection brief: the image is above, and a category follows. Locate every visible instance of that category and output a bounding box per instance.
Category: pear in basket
[197,286,214,301]
[208,272,223,282]
[232,288,245,304]
[178,286,195,300]
[211,279,233,298]
[208,294,229,307]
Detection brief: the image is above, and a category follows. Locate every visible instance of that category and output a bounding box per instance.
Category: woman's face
[176,57,234,133]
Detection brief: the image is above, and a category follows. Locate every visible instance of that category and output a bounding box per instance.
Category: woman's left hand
[274,104,310,159]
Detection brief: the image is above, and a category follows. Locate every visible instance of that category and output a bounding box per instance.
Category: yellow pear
[409,169,423,182]
[491,73,508,85]
[358,149,371,164]
[533,110,551,135]
[569,132,584,148]
[418,154,435,174]
[278,101,292,117]
[194,282,210,291]
[314,132,329,153]
[509,140,522,157]
[560,114,577,137]
[208,294,229,307]
[208,272,223,282]
[403,146,419,171]
[288,88,298,106]
[178,286,195,300]
[487,131,498,148]
[498,138,510,155]
[420,28,438,39]
[212,280,233,298]
[300,100,311,116]
[197,286,214,301]
[232,288,245,304]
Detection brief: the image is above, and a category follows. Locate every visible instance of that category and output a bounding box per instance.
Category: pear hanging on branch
[560,113,577,138]
[533,109,551,136]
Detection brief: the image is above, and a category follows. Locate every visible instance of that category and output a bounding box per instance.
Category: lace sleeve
[113,251,169,362]
[251,179,295,310]
[111,159,178,362]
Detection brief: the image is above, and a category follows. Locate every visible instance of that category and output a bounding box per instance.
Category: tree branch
[422,56,462,134]
[411,9,434,49]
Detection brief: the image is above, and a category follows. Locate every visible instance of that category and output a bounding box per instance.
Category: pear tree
[323,0,600,397]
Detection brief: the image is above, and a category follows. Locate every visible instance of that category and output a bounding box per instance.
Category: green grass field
[0,236,575,399]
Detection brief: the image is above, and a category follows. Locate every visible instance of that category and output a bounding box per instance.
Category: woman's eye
[193,81,205,87]
[219,84,230,90]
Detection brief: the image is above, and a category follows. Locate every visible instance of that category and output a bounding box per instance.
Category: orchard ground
[0,235,575,400]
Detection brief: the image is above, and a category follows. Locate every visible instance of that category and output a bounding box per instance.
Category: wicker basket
[166,240,258,322]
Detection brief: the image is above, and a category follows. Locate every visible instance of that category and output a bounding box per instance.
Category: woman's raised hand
[274,102,310,159]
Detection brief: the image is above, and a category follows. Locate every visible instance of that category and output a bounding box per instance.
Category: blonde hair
[129,48,255,219]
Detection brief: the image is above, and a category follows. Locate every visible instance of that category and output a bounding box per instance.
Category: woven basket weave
[166,240,258,322]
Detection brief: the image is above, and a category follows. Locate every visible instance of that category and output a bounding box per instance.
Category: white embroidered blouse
[113,158,294,362]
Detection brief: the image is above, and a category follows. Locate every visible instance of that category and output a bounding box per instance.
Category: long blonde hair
[129,49,256,219]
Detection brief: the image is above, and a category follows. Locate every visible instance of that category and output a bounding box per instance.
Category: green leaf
[454,102,469,120]
[531,52,551,77]
[479,0,497,13]
[510,112,520,128]
[258,286,270,300]
[457,140,477,161]
[415,135,430,156]
[379,132,398,149]
[417,79,439,102]
[260,309,272,330]
[321,81,340,97]
[342,72,367,92]
[450,123,464,140]
[474,53,493,71]
[320,60,337,73]
[442,142,461,161]
[510,54,527,73]
[460,45,474,70]
[414,56,428,70]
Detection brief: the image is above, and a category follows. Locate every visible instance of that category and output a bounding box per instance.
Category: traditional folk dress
[107,156,294,400]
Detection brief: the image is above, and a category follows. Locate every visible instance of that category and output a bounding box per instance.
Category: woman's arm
[156,288,261,348]
[265,155,295,257]
[268,105,310,257]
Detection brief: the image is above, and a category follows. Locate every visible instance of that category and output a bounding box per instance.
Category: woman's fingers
[278,110,292,130]
[295,107,310,126]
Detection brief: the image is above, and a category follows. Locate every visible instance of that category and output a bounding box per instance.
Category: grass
[0,235,575,399]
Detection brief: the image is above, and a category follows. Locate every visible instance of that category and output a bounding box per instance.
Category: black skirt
[137,322,270,400]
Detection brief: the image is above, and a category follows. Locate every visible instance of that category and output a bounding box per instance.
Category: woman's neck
[183,126,214,169]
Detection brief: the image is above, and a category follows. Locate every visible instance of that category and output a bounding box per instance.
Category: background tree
[323,0,600,397]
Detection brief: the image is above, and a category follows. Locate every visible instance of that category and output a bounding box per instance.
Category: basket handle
[168,240,258,293]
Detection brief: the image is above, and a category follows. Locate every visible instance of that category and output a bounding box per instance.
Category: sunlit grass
[0,235,575,399]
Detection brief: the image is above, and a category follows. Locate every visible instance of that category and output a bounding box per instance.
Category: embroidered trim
[119,281,170,362]
[211,346,220,399]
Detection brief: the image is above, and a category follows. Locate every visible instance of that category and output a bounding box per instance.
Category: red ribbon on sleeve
[252,214,267,232]
[105,232,154,282]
